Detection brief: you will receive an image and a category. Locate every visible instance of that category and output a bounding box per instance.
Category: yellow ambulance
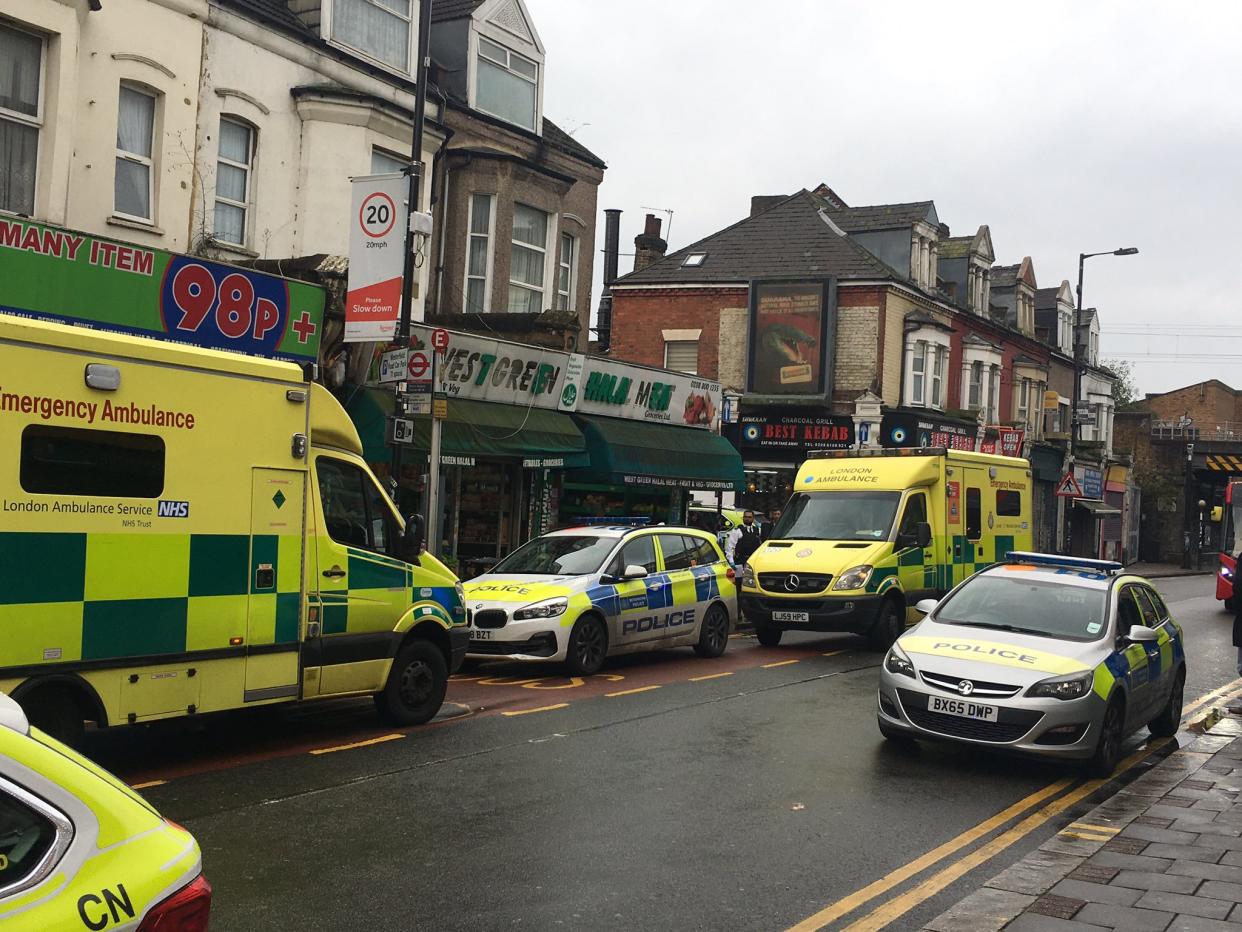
[740,448,1033,650]
[0,314,467,745]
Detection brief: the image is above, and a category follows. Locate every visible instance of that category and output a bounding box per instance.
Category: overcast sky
[528,0,1242,399]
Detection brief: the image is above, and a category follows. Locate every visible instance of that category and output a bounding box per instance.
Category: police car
[877,553,1186,775]
[464,526,737,675]
[0,692,210,930]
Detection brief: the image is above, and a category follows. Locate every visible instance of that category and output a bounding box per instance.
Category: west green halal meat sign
[0,218,324,363]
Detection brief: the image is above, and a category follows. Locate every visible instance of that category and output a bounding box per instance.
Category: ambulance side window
[0,787,60,895]
[965,488,982,540]
[316,458,394,553]
[20,425,164,498]
[896,493,928,548]
[996,490,1022,517]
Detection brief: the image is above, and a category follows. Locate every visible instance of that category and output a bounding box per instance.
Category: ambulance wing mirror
[401,513,425,565]
[1212,506,1224,523]
[916,522,933,549]
[1125,625,1159,645]
[915,598,938,616]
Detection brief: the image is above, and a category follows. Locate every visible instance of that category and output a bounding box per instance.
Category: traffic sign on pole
[431,328,450,353]
[1056,472,1084,498]
[407,349,431,383]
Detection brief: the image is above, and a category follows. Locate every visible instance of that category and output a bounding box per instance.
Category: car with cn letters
[877,553,1186,775]
[0,692,210,931]
[464,525,737,675]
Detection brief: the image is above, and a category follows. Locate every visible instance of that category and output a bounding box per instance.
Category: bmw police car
[464,526,737,675]
[877,553,1186,775]
[0,692,210,931]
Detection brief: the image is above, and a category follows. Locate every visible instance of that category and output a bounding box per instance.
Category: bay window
[477,36,538,131]
[0,23,42,216]
[968,361,983,410]
[371,147,406,174]
[987,366,1001,424]
[214,117,254,247]
[556,232,576,312]
[330,0,413,73]
[1016,378,1030,428]
[930,346,945,408]
[910,342,926,406]
[508,203,547,313]
[115,85,156,221]
[465,193,494,312]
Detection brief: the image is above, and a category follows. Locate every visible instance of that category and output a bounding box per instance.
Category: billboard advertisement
[748,281,833,396]
[0,217,323,362]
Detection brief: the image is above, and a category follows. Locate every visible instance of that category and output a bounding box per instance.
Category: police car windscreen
[772,492,900,542]
[936,576,1109,642]
[491,536,617,576]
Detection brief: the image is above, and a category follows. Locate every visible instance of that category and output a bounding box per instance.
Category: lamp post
[1064,246,1138,556]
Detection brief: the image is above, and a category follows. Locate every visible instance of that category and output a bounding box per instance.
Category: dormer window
[477,36,538,130]
[329,0,414,73]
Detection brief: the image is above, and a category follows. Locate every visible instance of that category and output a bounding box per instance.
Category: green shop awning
[346,389,589,467]
[571,415,745,492]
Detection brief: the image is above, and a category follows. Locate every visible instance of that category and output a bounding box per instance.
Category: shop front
[879,410,979,451]
[1029,444,1066,553]
[1069,463,1116,558]
[722,409,855,515]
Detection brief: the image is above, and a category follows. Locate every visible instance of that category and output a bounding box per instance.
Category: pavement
[1129,563,1215,579]
[924,713,1242,932]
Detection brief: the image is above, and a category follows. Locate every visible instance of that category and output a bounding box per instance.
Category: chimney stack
[594,208,622,352]
[633,213,667,273]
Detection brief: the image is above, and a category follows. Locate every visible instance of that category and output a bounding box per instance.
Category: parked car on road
[877,553,1186,775]
[464,525,737,675]
[0,691,210,931]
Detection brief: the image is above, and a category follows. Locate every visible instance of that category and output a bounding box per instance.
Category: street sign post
[388,417,416,445]
[407,349,431,383]
[378,348,408,383]
[431,328,450,353]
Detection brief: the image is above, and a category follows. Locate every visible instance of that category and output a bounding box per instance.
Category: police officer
[727,510,763,567]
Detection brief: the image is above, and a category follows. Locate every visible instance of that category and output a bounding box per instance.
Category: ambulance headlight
[1026,670,1094,701]
[884,643,916,679]
[742,563,756,588]
[833,565,874,591]
[454,582,466,603]
[513,597,568,621]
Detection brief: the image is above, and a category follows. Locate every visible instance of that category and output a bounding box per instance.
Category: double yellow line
[789,678,1242,932]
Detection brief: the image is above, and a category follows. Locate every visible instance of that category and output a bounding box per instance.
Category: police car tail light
[513,597,568,621]
[884,644,916,679]
[138,872,212,932]
[833,565,873,591]
[1025,670,1093,701]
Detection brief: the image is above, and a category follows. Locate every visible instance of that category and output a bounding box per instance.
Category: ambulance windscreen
[491,536,617,576]
[771,491,900,542]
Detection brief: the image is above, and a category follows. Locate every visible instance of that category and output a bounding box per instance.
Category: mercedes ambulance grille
[473,609,509,630]
[920,670,1021,699]
[758,572,832,594]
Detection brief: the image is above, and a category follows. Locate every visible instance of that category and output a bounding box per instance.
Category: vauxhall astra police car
[877,553,1186,776]
[464,526,737,675]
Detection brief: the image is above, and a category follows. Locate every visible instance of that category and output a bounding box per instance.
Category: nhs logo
[158,500,190,518]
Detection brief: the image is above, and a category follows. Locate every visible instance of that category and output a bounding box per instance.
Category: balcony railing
[1150,421,1242,442]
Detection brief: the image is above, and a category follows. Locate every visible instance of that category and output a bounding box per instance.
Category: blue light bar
[1005,551,1123,575]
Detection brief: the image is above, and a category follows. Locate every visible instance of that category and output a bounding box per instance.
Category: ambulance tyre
[1087,695,1125,778]
[1227,597,1236,613]
[754,624,783,647]
[1148,667,1185,738]
[694,604,731,658]
[565,615,608,677]
[22,686,86,748]
[867,597,905,651]
[377,639,448,726]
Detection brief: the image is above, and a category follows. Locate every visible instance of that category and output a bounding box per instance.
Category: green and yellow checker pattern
[316,543,459,636]
[0,531,302,668]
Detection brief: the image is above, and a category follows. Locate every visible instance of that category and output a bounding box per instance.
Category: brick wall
[609,288,747,380]
[1141,381,1241,429]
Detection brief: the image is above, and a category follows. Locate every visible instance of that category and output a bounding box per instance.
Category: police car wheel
[566,615,608,676]
[1148,668,1185,738]
[754,624,783,647]
[694,604,730,658]
[1087,696,1124,777]
[867,598,904,651]
[377,640,448,726]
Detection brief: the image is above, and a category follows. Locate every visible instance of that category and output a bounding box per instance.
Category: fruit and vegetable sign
[574,356,721,430]
[748,280,834,396]
[0,218,323,362]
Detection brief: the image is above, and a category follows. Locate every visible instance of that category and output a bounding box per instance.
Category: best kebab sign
[418,327,721,430]
[0,218,324,362]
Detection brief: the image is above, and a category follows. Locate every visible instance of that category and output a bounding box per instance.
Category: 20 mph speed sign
[344,173,408,342]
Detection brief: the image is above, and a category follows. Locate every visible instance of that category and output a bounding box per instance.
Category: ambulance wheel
[1148,667,1185,738]
[565,615,608,676]
[867,597,905,651]
[694,604,731,658]
[377,640,448,726]
[754,624,783,647]
[1087,696,1125,777]
[22,687,86,748]
[1226,597,1236,613]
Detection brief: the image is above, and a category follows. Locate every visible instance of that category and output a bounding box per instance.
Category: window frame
[114,83,157,223]
[608,534,657,577]
[0,775,75,900]
[663,339,699,375]
[474,34,539,130]
[0,21,45,217]
[987,365,1001,424]
[965,487,982,541]
[315,455,399,557]
[909,340,926,406]
[508,202,549,314]
[464,192,496,313]
[371,147,407,175]
[996,489,1022,517]
[556,230,577,312]
[896,491,928,547]
[324,0,415,76]
[968,360,983,410]
[213,116,255,247]
[20,424,166,498]
[930,345,945,409]
[656,532,695,572]
[1016,377,1030,427]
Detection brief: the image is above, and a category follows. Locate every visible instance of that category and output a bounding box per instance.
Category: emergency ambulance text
[0,389,195,429]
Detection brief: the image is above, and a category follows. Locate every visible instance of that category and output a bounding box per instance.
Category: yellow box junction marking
[309,733,405,755]
[501,703,570,717]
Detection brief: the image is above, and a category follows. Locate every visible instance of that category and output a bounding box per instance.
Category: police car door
[651,533,697,642]
[1116,585,1156,725]
[606,534,658,646]
[1133,585,1173,713]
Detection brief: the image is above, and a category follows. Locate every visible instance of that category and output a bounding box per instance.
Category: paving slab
[1075,902,1175,932]
[1048,878,1142,907]
[1135,891,1234,921]
[1202,881,1242,904]
[986,850,1086,897]
[1110,869,1201,894]
[923,886,1036,932]
[1004,915,1109,932]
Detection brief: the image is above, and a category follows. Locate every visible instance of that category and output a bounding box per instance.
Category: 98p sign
[160,256,317,359]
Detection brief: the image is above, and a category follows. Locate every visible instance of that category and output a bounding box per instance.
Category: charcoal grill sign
[729,412,854,458]
[881,412,976,451]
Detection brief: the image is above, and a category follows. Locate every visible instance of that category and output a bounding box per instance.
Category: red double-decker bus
[1219,479,1241,610]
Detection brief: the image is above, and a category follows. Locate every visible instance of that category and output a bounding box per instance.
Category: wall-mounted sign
[881,412,976,451]
[345,173,408,343]
[747,280,835,397]
[434,328,567,408]
[575,356,721,430]
[725,411,854,460]
[0,218,323,362]
[379,348,408,383]
[1076,466,1104,499]
[980,427,1026,458]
